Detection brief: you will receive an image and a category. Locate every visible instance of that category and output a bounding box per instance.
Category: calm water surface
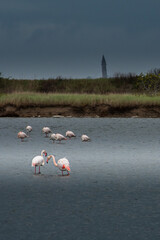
[0,117,160,240]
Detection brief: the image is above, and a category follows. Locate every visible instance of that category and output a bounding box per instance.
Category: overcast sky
[0,0,160,79]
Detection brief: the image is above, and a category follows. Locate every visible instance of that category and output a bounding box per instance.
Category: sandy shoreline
[1,104,160,117]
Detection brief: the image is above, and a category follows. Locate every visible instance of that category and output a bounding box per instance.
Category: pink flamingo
[46,155,71,176]
[42,127,52,137]
[81,134,90,142]
[26,126,32,136]
[50,133,56,143]
[55,133,67,143]
[66,131,76,139]
[26,125,32,133]
[32,150,47,174]
[17,131,28,141]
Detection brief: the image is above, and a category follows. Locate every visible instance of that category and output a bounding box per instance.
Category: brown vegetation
[0,74,137,94]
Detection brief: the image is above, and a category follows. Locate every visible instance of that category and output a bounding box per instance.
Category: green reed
[1,92,160,108]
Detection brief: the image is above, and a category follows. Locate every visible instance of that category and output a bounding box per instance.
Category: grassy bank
[1,92,160,108]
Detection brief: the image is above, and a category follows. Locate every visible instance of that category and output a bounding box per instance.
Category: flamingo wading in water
[46,155,71,176]
[50,133,56,143]
[17,131,28,141]
[42,127,52,137]
[26,126,32,136]
[55,133,67,143]
[32,150,47,174]
[81,134,90,142]
[66,131,76,139]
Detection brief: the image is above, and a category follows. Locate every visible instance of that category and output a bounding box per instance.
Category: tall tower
[101,55,107,78]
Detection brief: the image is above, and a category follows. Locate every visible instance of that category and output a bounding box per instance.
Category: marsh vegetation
[1,70,160,117]
[0,74,136,94]
[1,92,160,108]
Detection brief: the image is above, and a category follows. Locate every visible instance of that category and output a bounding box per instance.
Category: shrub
[136,73,160,95]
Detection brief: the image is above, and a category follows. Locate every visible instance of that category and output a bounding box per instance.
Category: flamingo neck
[41,150,45,156]
[51,155,58,167]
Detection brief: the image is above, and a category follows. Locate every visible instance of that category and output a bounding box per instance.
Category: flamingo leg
[62,171,63,176]
[39,166,40,174]
[35,166,36,174]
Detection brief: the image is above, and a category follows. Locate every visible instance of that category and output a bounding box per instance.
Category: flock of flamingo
[17,125,90,176]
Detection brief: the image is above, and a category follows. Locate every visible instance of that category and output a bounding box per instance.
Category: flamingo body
[26,126,32,132]
[17,131,28,141]
[32,156,45,167]
[81,134,90,141]
[50,133,56,142]
[32,150,47,174]
[42,127,52,137]
[55,133,67,143]
[66,131,76,138]
[57,157,70,172]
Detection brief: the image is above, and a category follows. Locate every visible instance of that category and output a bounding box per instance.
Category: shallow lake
[0,117,160,240]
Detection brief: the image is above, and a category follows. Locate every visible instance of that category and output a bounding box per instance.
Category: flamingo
[42,127,52,137]
[66,130,76,139]
[50,133,56,143]
[55,133,67,143]
[81,134,90,142]
[32,150,47,174]
[17,131,28,141]
[46,155,71,176]
[26,126,32,136]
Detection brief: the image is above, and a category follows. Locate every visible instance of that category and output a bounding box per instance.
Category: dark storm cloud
[0,0,160,78]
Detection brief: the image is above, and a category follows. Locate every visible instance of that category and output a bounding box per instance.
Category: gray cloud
[0,0,160,78]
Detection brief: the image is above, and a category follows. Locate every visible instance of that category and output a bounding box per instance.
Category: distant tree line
[0,69,160,95]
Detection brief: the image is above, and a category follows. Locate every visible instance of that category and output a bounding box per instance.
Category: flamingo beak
[46,159,48,164]
[45,152,47,157]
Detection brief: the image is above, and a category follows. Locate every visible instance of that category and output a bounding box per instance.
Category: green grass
[1,92,160,108]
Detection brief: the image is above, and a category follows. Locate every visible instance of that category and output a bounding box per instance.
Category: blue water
[0,117,160,240]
